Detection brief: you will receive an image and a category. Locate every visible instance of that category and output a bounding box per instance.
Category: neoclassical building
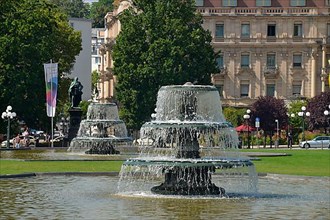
[99,0,330,107]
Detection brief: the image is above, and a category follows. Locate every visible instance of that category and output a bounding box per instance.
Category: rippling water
[0,175,329,220]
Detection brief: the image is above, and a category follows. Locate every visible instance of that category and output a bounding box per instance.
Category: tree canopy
[113,0,218,129]
[250,96,288,132]
[88,0,114,28]
[306,91,330,131]
[49,0,89,18]
[0,0,81,132]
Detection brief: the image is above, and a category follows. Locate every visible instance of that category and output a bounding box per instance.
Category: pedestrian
[287,133,293,149]
[14,134,21,149]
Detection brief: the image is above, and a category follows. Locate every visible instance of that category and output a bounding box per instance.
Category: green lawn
[0,149,329,176]
[242,149,330,176]
[0,160,123,175]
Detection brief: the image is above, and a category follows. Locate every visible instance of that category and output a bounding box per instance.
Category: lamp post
[298,106,310,142]
[275,119,279,148]
[324,104,330,134]
[1,106,17,148]
[243,109,251,149]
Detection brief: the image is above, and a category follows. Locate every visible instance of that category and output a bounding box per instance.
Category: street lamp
[298,106,310,142]
[275,119,279,148]
[324,104,330,134]
[243,109,251,149]
[1,106,17,148]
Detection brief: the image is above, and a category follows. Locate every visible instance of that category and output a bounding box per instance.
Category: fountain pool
[0,175,329,219]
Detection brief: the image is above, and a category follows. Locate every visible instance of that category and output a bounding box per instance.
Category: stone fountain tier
[68,137,132,154]
[68,102,132,154]
[139,121,240,158]
[122,158,253,196]
[154,84,225,122]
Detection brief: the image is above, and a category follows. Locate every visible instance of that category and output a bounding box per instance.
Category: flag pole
[50,59,54,148]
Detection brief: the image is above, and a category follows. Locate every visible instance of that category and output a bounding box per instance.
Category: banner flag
[44,63,58,117]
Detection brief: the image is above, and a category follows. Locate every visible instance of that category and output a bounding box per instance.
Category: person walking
[14,134,21,149]
[287,133,293,149]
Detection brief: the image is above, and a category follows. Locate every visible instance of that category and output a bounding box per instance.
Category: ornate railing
[197,7,329,16]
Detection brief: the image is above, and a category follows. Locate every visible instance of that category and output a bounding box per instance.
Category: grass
[0,149,329,177]
[0,160,123,175]
[242,149,330,176]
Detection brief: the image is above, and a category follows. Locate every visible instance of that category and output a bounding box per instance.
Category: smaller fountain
[118,83,257,197]
[68,103,132,154]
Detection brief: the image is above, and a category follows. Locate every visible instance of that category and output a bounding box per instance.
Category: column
[321,43,327,92]
[310,49,317,97]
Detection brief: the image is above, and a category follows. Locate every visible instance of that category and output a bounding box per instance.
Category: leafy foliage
[113,0,218,129]
[250,96,288,132]
[0,0,81,133]
[88,0,114,28]
[223,107,245,127]
[49,0,89,18]
[306,91,330,131]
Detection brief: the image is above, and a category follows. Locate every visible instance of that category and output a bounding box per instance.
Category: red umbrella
[235,124,256,132]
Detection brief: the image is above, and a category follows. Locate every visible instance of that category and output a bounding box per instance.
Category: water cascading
[67,103,132,154]
[118,83,256,196]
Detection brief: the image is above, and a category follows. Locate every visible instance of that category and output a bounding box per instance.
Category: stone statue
[69,77,83,108]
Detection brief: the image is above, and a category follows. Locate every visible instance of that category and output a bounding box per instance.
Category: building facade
[100,0,330,107]
[91,28,105,73]
[69,18,92,101]
[199,0,330,107]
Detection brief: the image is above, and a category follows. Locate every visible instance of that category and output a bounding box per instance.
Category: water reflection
[0,175,329,219]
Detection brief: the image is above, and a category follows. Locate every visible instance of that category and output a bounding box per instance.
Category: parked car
[299,136,330,149]
[0,138,14,148]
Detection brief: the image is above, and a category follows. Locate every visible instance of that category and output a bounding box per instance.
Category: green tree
[89,0,114,28]
[223,107,245,127]
[113,0,218,129]
[0,0,81,133]
[49,0,89,18]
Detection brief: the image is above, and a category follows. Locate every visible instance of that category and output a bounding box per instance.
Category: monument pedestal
[68,108,82,143]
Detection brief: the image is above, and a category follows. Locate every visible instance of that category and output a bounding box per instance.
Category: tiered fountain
[118,83,257,196]
[68,103,132,154]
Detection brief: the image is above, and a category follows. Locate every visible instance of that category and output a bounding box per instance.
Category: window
[267,24,276,37]
[290,0,306,6]
[216,55,224,70]
[292,83,302,96]
[195,0,203,6]
[256,0,271,6]
[240,82,250,97]
[327,23,330,37]
[223,0,237,6]
[326,0,330,6]
[267,53,276,68]
[294,23,302,37]
[266,84,275,96]
[94,57,101,64]
[241,54,250,67]
[216,84,224,97]
[293,54,302,67]
[241,24,250,38]
[215,24,224,38]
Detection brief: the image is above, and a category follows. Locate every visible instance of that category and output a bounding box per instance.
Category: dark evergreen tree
[113,0,218,129]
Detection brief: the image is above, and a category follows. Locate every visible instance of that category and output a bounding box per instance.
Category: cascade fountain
[118,83,257,196]
[68,103,132,154]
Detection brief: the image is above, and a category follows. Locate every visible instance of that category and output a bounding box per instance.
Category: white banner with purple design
[44,63,58,117]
